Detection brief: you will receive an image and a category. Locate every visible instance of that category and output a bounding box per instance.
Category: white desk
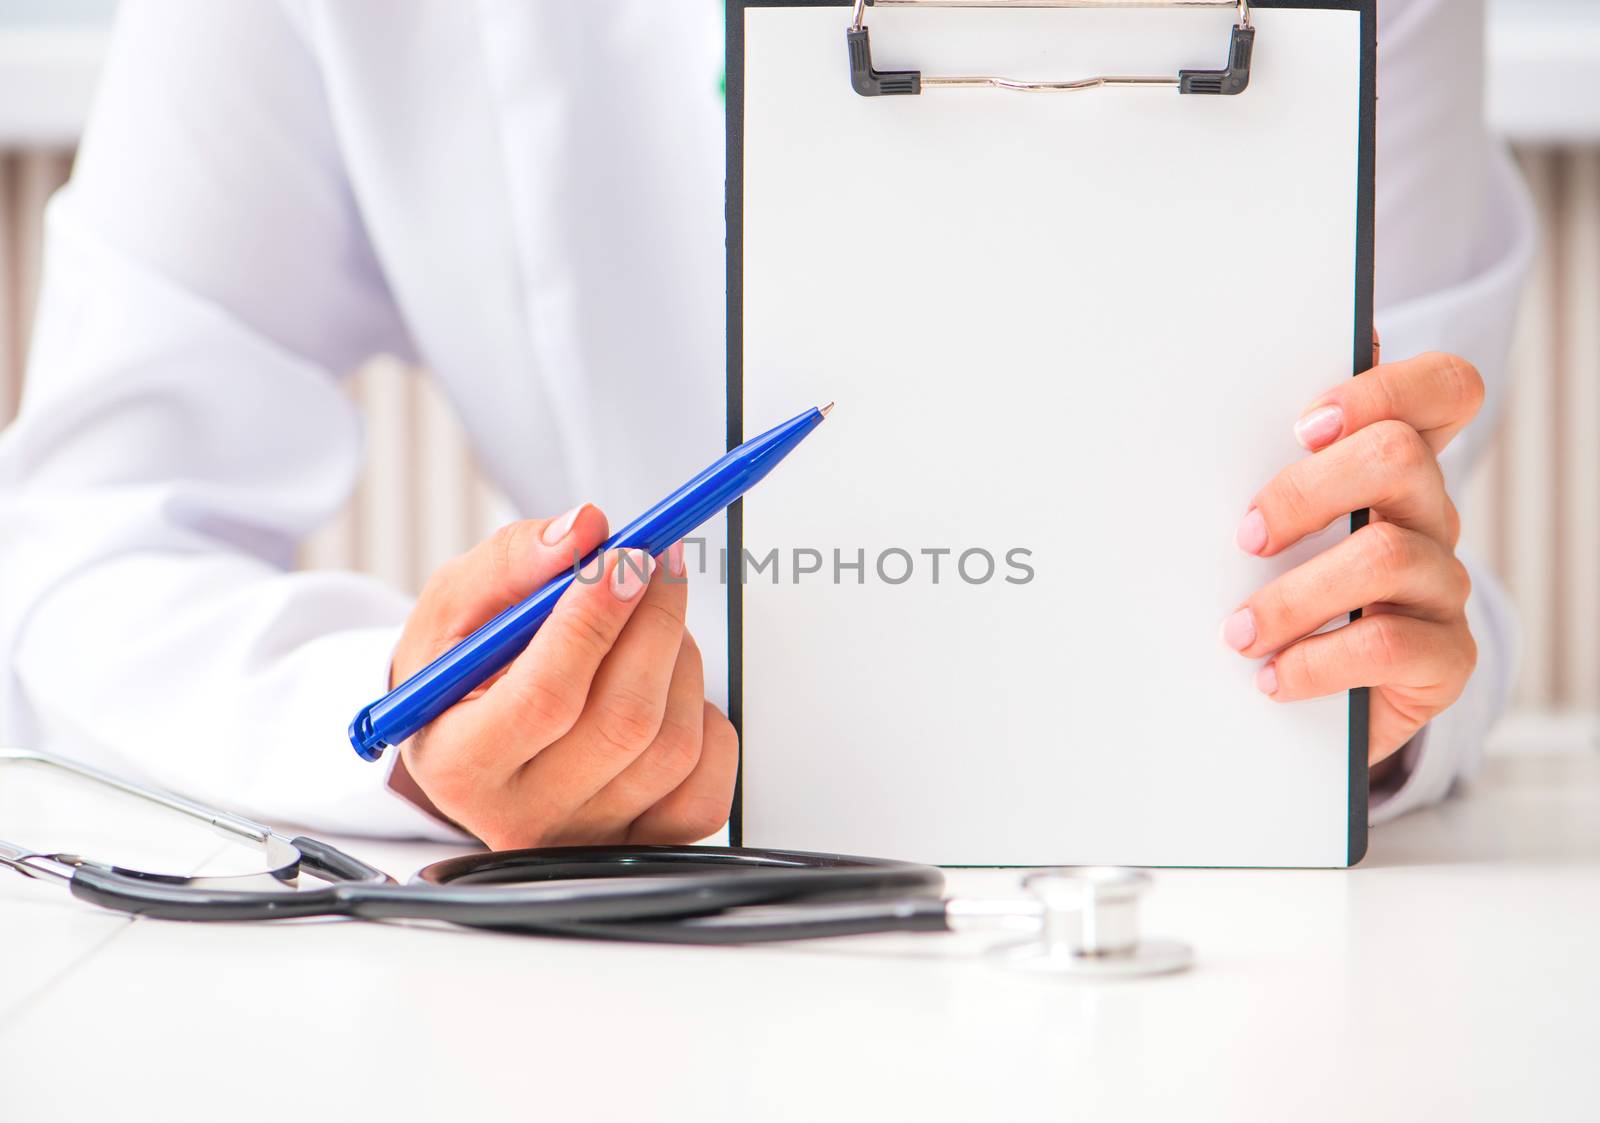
[1,754,1597,1123]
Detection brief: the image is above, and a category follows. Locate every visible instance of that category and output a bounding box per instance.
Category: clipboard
[727,0,1376,867]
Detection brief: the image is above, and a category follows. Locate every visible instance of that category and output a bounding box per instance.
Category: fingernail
[1255,663,1279,696]
[1293,404,1344,451]
[541,505,584,546]
[665,541,686,578]
[1221,607,1256,652]
[612,550,654,601]
[1236,508,1268,555]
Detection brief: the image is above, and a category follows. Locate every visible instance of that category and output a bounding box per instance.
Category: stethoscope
[0,748,1191,977]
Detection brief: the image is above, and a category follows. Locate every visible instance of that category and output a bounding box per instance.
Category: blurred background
[1,1,1597,752]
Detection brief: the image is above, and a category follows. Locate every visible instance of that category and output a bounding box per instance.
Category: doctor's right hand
[383,506,739,849]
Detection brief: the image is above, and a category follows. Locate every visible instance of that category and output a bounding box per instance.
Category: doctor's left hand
[384,506,739,849]
[1223,351,1483,768]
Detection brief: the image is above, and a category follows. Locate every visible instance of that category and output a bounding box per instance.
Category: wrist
[1369,747,1406,789]
[387,751,469,836]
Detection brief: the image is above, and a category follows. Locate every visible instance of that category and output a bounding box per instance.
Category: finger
[1293,352,1484,455]
[419,505,609,644]
[516,552,692,814]
[1222,522,1470,659]
[465,548,656,778]
[571,631,706,836]
[1239,419,1454,557]
[1257,614,1474,706]
[628,700,740,844]
[1365,692,1438,766]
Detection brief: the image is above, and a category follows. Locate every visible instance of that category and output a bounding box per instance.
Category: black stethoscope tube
[511,898,953,944]
[64,844,951,943]
[414,844,951,943]
[4,751,954,945]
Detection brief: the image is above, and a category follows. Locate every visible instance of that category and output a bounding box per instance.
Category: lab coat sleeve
[1368,145,1535,826]
[0,0,458,839]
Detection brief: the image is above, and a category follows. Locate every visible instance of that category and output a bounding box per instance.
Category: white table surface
[1,753,1597,1123]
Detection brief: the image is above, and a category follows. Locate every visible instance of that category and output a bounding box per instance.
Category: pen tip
[819,402,835,418]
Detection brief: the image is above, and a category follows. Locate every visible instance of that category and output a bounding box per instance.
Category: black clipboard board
[726,0,1376,866]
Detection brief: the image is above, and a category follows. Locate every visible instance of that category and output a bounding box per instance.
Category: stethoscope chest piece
[990,867,1193,978]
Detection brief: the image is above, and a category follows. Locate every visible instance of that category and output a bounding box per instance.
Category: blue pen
[349,403,832,761]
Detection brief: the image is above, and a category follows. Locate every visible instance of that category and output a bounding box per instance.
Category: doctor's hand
[1223,351,1483,767]
[384,507,738,849]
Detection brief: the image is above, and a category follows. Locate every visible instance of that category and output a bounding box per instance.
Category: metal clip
[847,0,1255,98]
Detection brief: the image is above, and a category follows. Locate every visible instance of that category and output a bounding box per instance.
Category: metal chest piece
[992,867,1193,978]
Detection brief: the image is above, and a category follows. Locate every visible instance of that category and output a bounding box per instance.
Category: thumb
[422,504,610,639]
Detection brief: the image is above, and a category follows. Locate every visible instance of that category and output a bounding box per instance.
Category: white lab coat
[0,0,1533,839]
